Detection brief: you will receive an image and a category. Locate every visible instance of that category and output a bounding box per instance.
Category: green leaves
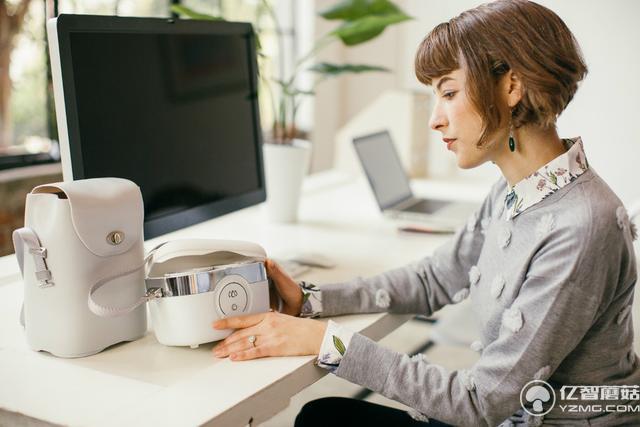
[309,62,389,76]
[331,13,412,46]
[319,0,402,20]
[333,335,346,356]
[300,282,318,291]
[319,0,412,46]
[170,5,224,21]
[273,79,315,97]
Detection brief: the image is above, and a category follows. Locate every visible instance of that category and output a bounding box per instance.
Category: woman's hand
[212,311,327,361]
[265,259,304,316]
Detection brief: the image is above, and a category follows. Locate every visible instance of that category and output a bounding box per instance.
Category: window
[1,1,48,163]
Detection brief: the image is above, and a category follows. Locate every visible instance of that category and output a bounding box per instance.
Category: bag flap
[150,239,266,265]
[32,178,143,256]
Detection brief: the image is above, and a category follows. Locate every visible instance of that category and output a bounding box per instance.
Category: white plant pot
[262,139,312,223]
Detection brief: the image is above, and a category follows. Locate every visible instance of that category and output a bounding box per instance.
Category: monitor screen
[49,15,265,238]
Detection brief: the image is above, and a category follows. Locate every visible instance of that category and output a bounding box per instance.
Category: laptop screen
[353,131,413,210]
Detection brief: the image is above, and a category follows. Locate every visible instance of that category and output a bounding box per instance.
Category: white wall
[313,0,640,206]
[311,0,406,172]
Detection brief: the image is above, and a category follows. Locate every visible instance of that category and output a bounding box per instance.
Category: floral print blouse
[504,137,588,220]
[302,136,590,373]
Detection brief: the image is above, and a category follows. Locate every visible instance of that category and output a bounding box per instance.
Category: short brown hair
[415,0,588,147]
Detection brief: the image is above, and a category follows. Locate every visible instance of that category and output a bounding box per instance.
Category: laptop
[353,130,478,229]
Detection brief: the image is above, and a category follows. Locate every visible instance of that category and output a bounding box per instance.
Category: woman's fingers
[213,312,273,357]
[229,346,267,361]
[265,258,287,279]
[214,332,262,358]
[265,259,296,290]
[265,259,303,315]
[214,330,277,359]
[213,312,267,330]
[215,323,262,352]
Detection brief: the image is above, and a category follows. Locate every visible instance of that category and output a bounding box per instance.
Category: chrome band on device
[145,261,266,298]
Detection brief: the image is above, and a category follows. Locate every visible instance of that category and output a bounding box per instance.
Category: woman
[212,1,640,425]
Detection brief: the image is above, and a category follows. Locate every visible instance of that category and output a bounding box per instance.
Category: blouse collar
[504,136,589,220]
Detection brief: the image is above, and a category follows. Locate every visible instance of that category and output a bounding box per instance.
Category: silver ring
[248,335,257,347]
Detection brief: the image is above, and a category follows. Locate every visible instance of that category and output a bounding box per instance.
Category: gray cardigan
[318,168,639,426]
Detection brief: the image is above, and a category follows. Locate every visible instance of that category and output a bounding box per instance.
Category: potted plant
[172,0,412,222]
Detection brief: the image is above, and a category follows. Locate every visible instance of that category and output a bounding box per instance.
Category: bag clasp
[29,246,54,288]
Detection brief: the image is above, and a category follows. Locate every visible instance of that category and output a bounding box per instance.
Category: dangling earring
[508,112,517,153]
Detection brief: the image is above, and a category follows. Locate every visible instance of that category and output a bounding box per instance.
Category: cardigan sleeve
[329,214,625,426]
[314,179,503,318]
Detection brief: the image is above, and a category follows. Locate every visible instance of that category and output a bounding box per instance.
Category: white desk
[0,171,488,427]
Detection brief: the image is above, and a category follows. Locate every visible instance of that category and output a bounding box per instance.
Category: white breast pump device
[142,239,274,348]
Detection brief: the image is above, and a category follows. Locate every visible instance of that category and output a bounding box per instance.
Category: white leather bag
[12,178,148,358]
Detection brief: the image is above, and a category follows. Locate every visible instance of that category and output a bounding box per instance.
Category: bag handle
[87,262,153,317]
[87,241,168,318]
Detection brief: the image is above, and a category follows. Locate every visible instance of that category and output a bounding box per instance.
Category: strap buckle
[29,246,53,287]
[35,269,54,288]
[13,229,54,289]
[29,247,47,258]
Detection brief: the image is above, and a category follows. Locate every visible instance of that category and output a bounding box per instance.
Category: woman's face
[429,68,501,169]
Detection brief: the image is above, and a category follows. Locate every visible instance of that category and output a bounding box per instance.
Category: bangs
[414,22,461,86]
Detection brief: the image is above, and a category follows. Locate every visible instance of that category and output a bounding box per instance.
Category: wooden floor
[261,289,640,426]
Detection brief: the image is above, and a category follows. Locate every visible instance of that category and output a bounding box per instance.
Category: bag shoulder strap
[87,241,168,318]
[87,262,150,317]
[12,228,54,288]
[12,228,55,327]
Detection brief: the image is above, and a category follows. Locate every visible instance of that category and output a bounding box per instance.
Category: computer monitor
[47,14,266,239]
